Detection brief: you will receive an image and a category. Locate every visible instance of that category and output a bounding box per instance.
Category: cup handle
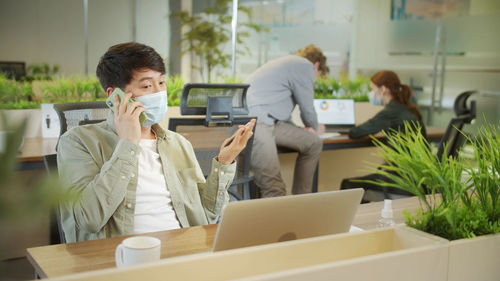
[115,243,124,268]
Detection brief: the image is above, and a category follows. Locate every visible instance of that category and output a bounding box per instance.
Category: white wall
[0,0,84,74]
[0,0,171,76]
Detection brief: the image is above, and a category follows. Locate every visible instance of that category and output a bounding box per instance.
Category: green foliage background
[314,76,370,102]
[362,123,500,240]
[0,73,247,109]
[172,0,267,82]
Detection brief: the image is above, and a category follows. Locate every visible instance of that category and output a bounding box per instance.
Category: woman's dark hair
[371,70,422,122]
[96,42,166,90]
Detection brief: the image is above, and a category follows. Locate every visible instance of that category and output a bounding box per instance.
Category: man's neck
[141,126,156,139]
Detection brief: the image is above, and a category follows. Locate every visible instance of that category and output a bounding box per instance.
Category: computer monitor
[314,99,355,127]
[0,61,26,80]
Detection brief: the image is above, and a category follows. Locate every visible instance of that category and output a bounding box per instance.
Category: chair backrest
[437,90,477,159]
[168,117,256,200]
[42,154,66,244]
[54,101,109,136]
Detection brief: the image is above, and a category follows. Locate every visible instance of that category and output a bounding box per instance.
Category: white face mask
[134,90,168,127]
[368,90,383,106]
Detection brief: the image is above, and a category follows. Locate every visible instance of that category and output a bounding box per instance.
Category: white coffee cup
[115,236,161,268]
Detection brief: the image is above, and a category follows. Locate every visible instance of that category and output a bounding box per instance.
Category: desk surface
[18,127,445,162]
[322,126,444,145]
[27,196,423,278]
[19,137,58,162]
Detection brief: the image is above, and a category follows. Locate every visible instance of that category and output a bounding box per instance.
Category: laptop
[314,99,356,133]
[212,189,364,252]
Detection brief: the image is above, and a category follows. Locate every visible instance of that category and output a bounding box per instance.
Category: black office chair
[44,102,109,244]
[42,154,66,244]
[53,101,109,136]
[169,83,257,201]
[437,90,477,160]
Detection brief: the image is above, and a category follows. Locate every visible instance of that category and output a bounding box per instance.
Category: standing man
[246,44,328,197]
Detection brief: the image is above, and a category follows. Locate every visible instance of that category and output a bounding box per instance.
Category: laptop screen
[314,99,355,125]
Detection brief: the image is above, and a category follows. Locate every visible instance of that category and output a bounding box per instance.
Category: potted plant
[0,73,42,138]
[363,123,500,280]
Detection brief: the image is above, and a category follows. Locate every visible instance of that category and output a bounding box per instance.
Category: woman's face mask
[134,90,168,127]
[368,90,383,106]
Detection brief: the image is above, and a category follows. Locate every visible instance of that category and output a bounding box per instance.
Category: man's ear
[314,61,320,70]
[106,87,114,97]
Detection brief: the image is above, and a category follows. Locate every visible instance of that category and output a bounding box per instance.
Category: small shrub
[363,122,500,240]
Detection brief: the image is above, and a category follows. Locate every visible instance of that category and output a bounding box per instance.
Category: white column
[180,0,192,82]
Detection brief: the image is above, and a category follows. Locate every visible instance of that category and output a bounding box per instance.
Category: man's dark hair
[96,42,166,90]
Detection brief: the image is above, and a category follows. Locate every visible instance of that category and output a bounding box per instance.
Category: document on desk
[319,132,341,139]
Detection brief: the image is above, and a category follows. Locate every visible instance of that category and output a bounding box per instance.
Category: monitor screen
[314,99,355,125]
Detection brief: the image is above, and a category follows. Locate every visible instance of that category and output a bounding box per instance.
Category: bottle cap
[381,199,393,219]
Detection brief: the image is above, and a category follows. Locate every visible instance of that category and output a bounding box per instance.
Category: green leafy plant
[0,113,75,276]
[0,113,74,221]
[166,75,185,106]
[172,0,267,82]
[314,76,369,102]
[0,73,38,109]
[26,63,60,81]
[39,76,106,103]
[215,75,243,84]
[362,122,500,240]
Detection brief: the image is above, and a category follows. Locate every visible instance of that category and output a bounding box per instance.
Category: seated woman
[340,70,426,202]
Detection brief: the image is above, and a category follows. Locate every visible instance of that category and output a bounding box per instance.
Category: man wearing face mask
[341,70,426,202]
[57,42,256,242]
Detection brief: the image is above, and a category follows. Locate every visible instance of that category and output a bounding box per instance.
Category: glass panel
[186,88,245,108]
[237,0,354,78]
[384,18,439,54]
[444,14,500,55]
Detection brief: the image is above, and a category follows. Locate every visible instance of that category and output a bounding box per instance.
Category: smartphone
[106,88,146,124]
[224,121,254,147]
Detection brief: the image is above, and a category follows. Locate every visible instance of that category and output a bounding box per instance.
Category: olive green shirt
[348,101,426,139]
[57,114,236,242]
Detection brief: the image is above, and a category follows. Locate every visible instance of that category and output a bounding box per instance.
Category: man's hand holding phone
[113,91,146,145]
[217,119,256,165]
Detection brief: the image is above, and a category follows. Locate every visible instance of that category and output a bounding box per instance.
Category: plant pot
[53,226,449,281]
[447,232,500,281]
[0,109,42,138]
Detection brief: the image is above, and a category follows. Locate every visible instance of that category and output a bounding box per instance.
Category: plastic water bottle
[378,199,396,228]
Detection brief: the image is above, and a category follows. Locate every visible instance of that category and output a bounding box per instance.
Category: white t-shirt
[133,139,181,234]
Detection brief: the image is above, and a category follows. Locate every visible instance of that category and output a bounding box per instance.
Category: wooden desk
[17,137,58,170]
[321,126,444,150]
[27,196,423,279]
